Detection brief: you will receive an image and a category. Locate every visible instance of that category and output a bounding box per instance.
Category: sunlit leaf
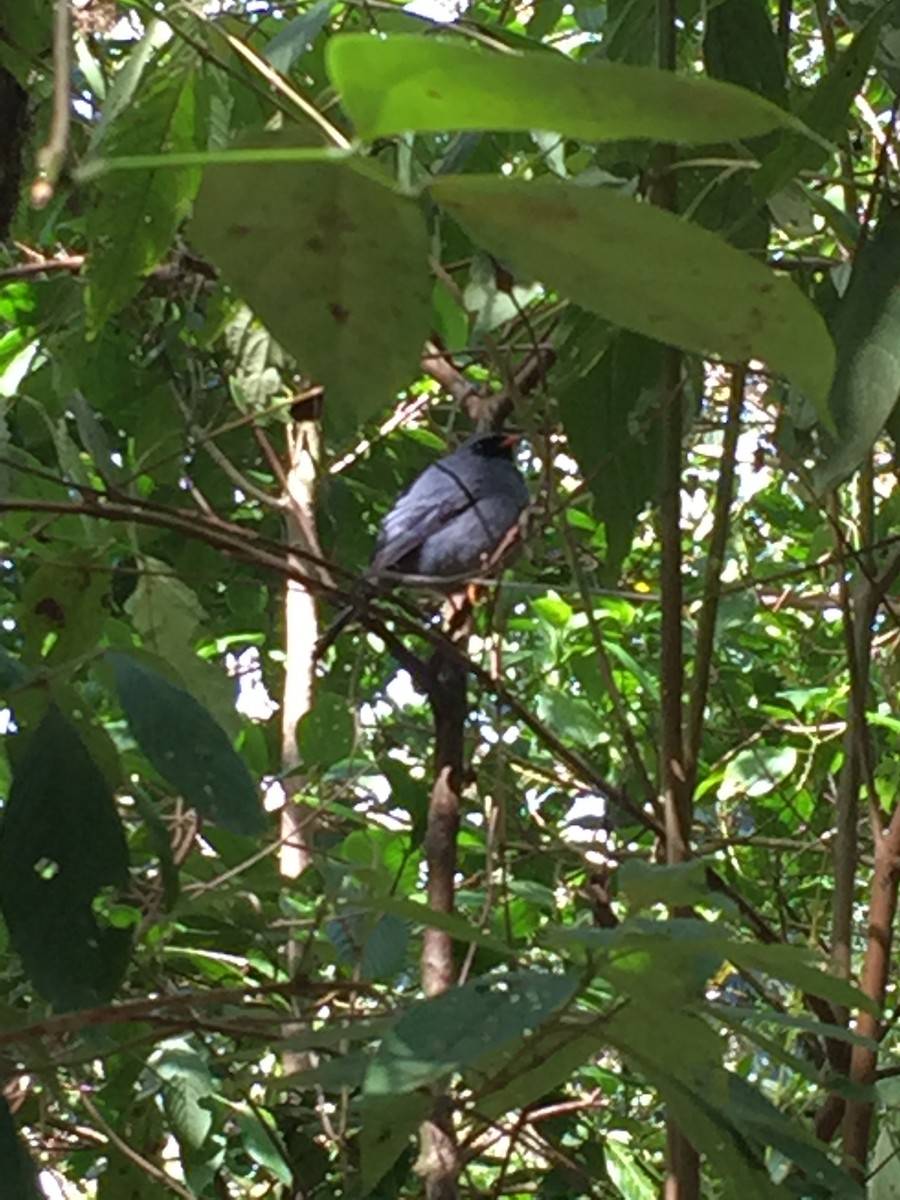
[328,34,807,145]
[191,132,432,436]
[430,175,835,411]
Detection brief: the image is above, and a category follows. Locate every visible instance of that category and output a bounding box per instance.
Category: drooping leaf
[191,133,432,436]
[813,205,900,492]
[327,34,807,145]
[430,175,835,412]
[557,329,663,578]
[0,707,130,1010]
[109,651,264,835]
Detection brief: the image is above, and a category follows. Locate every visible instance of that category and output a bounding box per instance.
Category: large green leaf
[812,206,900,492]
[0,707,131,1010]
[109,652,264,835]
[191,133,432,436]
[85,51,201,332]
[430,175,835,410]
[327,34,806,145]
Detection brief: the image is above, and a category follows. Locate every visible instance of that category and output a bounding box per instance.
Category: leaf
[327,34,806,145]
[430,176,835,411]
[719,744,798,799]
[109,652,264,836]
[297,690,355,768]
[149,1037,215,1150]
[86,54,201,332]
[125,561,238,736]
[812,206,900,492]
[619,859,712,909]
[723,941,877,1015]
[18,554,109,666]
[191,133,432,436]
[263,1,334,73]
[365,970,579,1095]
[0,1097,41,1200]
[753,9,887,201]
[0,648,27,693]
[0,707,130,1010]
[604,1137,657,1200]
[557,330,663,578]
[359,1090,428,1194]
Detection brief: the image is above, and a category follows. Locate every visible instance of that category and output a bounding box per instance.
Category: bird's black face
[470,432,521,460]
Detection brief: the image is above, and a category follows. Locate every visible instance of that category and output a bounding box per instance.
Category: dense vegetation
[2,0,900,1196]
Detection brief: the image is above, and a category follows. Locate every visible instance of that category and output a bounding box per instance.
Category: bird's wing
[369,463,478,574]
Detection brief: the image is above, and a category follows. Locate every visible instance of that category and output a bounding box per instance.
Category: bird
[316,431,529,654]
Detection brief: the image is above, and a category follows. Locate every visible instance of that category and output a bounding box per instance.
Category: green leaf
[149,1037,215,1150]
[18,554,109,666]
[430,176,835,411]
[813,206,900,492]
[619,859,712,909]
[0,1097,41,1200]
[86,55,201,332]
[753,9,886,201]
[604,1137,657,1200]
[365,970,579,1095]
[109,652,264,835]
[327,35,806,145]
[359,1090,428,1193]
[191,133,432,436]
[719,744,798,799]
[557,330,663,578]
[724,941,877,1015]
[263,1,334,73]
[0,707,130,1010]
[297,690,355,768]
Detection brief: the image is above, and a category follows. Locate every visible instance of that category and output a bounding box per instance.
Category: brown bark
[417,621,469,1199]
[842,812,900,1171]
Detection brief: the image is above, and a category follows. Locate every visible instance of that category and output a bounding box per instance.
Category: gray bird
[317,431,529,653]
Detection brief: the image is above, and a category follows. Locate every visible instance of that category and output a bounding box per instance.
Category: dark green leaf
[813,206,900,491]
[360,1090,429,1193]
[557,330,663,577]
[0,707,130,1010]
[109,652,264,835]
[0,1097,41,1200]
[753,9,886,201]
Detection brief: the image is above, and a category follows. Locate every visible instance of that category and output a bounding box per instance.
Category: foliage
[0,1,899,1197]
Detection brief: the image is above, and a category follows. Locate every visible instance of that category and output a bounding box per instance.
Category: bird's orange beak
[501,432,524,448]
